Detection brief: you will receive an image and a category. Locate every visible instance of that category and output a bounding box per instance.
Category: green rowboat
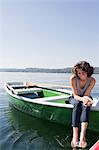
[5,82,99,132]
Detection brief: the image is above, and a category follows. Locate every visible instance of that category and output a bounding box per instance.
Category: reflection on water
[7,106,72,150]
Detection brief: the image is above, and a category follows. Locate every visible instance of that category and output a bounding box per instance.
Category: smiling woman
[72,61,94,78]
[69,61,96,149]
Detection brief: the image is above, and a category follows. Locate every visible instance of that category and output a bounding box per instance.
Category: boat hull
[8,93,72,125]
[7,93,99,132]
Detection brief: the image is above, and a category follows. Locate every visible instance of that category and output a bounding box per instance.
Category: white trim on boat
[21,96,74,108]
[15,88,43,94]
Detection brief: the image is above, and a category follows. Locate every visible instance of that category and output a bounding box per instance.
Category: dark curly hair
[72,61,94,77]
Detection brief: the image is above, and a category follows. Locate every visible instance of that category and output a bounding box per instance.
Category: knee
[69,98,80,106]
[73,100,81,108]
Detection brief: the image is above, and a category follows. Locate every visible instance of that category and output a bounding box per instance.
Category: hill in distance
[0,67,99,74]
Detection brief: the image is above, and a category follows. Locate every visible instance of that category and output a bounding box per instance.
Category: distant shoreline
[0,67,99,74]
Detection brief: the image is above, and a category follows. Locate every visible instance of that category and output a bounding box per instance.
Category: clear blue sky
[0,0,99,68]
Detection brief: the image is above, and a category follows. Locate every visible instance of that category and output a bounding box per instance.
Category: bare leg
[79,122,88,148]
[71,127,79,147]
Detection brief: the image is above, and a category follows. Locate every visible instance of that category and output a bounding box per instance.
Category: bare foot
[71,139,78,148]
[79,140,87,148]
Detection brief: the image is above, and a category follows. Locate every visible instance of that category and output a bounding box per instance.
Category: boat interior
[6,83,71,104]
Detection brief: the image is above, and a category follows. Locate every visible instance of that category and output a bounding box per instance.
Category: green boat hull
[8,94,72,125]
[8,94,99,133]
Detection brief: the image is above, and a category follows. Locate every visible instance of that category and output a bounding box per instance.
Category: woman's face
[76,68,88,80]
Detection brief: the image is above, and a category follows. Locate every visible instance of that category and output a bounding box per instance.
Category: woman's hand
[82,96,93,106]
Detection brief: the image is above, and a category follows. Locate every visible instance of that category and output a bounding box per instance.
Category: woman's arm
[70,76,96,105]
[84,77,96,96]
[83,77,96,106]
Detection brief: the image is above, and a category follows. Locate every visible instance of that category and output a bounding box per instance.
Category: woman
[69,61,96,148]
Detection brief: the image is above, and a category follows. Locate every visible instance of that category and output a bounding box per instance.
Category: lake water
[0,72,99,150]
